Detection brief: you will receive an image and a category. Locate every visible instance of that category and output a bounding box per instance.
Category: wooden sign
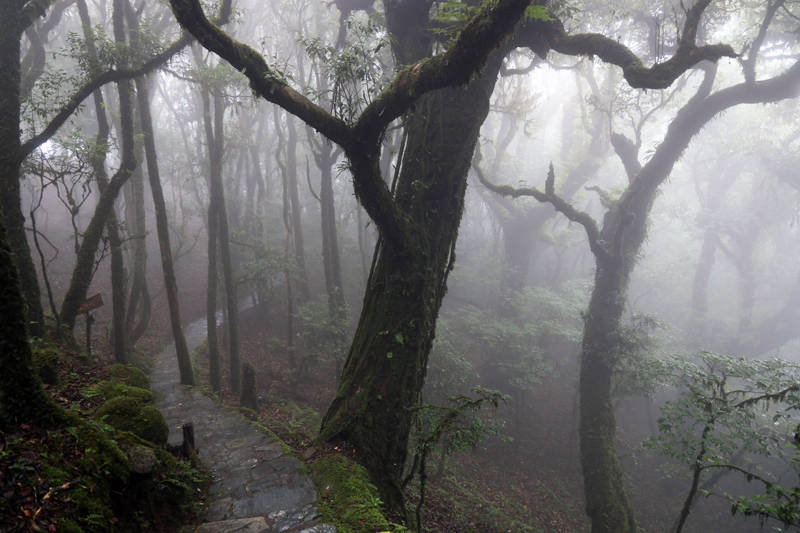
[78,293,104,314]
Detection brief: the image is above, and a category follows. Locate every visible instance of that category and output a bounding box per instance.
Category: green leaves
[523,5,552,22]
[643,352,800,526]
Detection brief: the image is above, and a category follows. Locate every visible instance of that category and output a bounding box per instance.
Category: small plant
[643,352,800,532]
[404,387,507,531]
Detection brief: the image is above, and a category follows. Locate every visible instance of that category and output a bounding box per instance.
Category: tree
[644,352,800,533]
[481,3,800,529]
[168,0,737,518]
[0,214,62,430]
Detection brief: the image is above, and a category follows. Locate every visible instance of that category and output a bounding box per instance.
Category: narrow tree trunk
[287,116,311,302]
[124,135,150,345]
[202,86,240,393]
[206,186,221,392]
[135,73,194,385]
[315,144,347,322]
[688,229,717,345]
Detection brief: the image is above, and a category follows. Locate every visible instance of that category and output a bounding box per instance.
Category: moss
[309,455,407,533]
[84,380,154,403]
[94,396,168,446]
[32,345,62,385]
[108,364,150,389]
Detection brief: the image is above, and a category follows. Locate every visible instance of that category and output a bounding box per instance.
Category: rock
[124,445,157,474]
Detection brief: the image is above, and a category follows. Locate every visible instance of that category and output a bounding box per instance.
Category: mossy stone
[95,396,168,446]
[32,346,61,385]
[108,364,150,389]
[86,380,153,403]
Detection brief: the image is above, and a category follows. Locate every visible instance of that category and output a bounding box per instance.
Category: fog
[5,0,800,531]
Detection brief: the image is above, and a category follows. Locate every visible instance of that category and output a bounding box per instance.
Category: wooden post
[85,312,94,358]
[181,423,195,456]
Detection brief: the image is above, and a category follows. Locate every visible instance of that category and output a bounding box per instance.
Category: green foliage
[301,16,390,122]
[309,456,407,533]
[295,298,349,372]
[643,352,800,528]
[411,387,507,461]
[523,5,552,21]
[611,313,668,398]
[94,397,168,446]
[431,0,480,41]
[405,387,507,530]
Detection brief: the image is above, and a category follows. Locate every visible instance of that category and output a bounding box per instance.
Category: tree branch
[18,0,233,161]
[476,163,611,261]
[21,0,61,29]
[529,0,737,89]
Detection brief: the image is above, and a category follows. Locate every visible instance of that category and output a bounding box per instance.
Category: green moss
[309,455,407,533]
[32,345,62,385]
[83,380,154,403]
[94,396,168,446]
[108,364,150,389]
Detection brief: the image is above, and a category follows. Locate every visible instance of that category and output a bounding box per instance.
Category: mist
[3,1,800,532]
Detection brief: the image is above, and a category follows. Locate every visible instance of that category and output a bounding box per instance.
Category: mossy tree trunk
[0,215,61,430]
[320,65,503,507]
[0,1,43,337]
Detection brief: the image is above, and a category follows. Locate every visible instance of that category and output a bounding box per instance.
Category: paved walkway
[150,316,334,533]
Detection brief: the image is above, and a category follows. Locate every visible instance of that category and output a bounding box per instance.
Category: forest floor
[0,333,208,533]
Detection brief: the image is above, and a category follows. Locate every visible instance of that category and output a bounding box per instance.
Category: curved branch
[168,0,352,146]
[528,0,737,89]
[354,0,530,140]
[476,163,610,261]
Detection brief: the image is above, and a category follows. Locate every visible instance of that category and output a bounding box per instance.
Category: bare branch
[475,163,610,261]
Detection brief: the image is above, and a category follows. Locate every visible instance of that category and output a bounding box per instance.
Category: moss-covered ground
[0,341,210,532]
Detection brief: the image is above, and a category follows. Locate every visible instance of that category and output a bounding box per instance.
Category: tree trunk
[206,181,221,392]
[287,116,311,303]
[316,143,347,322]
[135,72,194,385]
[202,86,240,393]
[0,2,43,337]
[320,63,501,507]
[579,250,638,533]
[0,216,61,430]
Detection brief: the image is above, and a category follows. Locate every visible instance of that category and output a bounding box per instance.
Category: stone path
[150,316,335,533]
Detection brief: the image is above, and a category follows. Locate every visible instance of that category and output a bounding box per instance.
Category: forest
[3,0,800,531]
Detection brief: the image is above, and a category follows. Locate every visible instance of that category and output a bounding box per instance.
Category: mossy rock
[32,345,62,385]
[95,396,168,446]
[83,380,154,403]
[309,455,407,533]
[108,364,150,389]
